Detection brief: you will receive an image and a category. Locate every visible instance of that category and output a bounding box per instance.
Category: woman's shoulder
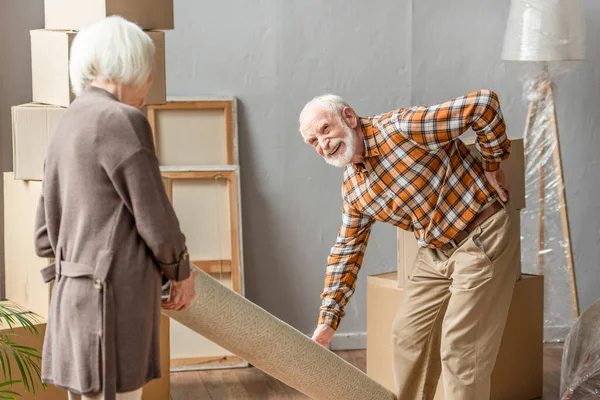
[70,91,154,159]
[106,102,149,133]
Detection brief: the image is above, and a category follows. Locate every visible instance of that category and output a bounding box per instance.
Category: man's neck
[350,125,366,164]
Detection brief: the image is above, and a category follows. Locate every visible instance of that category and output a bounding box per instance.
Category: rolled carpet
[162,266,397,400]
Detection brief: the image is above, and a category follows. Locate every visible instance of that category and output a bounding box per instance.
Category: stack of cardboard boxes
[5,1,173,399]
[366,137,545,399]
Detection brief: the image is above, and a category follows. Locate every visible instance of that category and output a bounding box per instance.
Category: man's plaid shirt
[320,90,511,329]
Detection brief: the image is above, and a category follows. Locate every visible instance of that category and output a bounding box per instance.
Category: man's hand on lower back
[484,167,510,202]
[312,324,335,348]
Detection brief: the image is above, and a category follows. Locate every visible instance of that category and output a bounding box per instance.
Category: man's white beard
[324,121,356,168]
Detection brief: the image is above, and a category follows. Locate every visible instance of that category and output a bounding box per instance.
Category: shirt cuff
[319,309,341,331]
[481,159,501,172]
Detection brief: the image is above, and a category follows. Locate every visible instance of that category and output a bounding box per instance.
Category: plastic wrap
[560,298,600,399]
[518,63,580,343]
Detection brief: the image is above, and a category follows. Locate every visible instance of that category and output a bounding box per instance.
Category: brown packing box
[3,174,52,319]
[396,227,421,289]
[397,211,522,288]
[9,107,154,182]
[30,29,166,107]
[11,103,66,181]
[366,272,543,400]
[44,0,174,31]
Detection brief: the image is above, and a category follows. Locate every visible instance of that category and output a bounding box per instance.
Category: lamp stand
[523,63,580,319]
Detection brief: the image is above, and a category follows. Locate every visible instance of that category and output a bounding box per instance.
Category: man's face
[301,107,357,168]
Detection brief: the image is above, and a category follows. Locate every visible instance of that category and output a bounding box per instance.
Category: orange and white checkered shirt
[320,90,511,329]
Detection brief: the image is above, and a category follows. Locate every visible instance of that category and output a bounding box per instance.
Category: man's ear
[341,106,357,128]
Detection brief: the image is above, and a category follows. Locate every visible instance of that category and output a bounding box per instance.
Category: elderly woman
[33,16,196,400]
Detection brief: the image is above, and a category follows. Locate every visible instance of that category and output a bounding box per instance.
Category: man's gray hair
[69,16,156,96]
[298,94,351,134]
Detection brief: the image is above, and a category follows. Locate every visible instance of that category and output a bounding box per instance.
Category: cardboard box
[11,104,66,181]
[396,227,421,289]
[31,29,166,107]
[0,302,67,399]
[366,272,543,400]
[44,0,174,31]
[3,174,52,319]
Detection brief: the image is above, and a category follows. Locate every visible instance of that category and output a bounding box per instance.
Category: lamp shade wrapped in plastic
[502,0,585,61]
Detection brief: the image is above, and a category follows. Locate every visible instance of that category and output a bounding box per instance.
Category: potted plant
[0,302,45,399]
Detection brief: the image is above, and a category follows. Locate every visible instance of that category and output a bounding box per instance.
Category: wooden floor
[170,344,563,399]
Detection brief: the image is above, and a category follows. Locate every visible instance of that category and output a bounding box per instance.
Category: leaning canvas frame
[147,98,237,166]
[161,167,243,295]
[161,167,247,371]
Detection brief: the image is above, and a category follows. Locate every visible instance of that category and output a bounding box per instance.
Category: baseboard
[330,332,366,351]
[330,327,568,349]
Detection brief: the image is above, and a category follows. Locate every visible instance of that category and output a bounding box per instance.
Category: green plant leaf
[0,380,21,388]
[0,304,40,337]
[7,347,30,393]
[1,347,13,383]
[0,349,7,382]
[0,379,22,399]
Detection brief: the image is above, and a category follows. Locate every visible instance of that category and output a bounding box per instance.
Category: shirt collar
[359,117,381,158]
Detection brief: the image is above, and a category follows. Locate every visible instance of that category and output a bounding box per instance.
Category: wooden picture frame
[161,166,243,295]
[161,166,246,371]
[147,98,237,166]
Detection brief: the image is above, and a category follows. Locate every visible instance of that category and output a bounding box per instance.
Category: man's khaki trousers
[392,203,521,400]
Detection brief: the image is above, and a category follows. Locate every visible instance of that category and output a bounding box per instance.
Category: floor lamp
[502,0,585,319]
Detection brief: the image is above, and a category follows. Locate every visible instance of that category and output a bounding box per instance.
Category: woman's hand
[161,270,198,311]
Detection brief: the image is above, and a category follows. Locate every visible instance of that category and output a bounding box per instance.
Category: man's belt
[451,200,504,246]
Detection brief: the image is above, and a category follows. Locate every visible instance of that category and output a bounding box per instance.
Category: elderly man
[298,90,521,399]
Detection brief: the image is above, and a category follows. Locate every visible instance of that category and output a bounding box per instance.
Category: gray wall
[0,0,598,342]
[0,1,44,299]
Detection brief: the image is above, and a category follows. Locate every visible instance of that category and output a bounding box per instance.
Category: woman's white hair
[69,15,155,96]
[298,94,351,134]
